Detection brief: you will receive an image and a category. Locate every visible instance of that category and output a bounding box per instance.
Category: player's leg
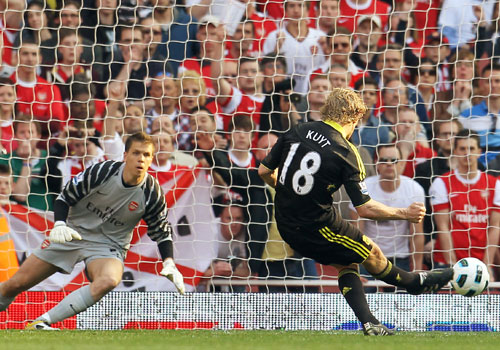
[334,264,394,336]
[86,258,124,300]
[362,237,453,295]
[0,255,60,311]
[334,264,379,323]
[34,258,123,327]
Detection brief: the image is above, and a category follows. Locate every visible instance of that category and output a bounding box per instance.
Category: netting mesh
[1,0,500,329]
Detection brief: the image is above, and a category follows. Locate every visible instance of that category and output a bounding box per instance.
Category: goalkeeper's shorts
[33,239,126,274]
[278,218,373,266]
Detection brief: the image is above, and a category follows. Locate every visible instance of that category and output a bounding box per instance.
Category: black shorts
[278,218,373,266]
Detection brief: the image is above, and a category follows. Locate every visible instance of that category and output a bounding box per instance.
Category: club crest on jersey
[128,201,139,211]
[72,172,83,184]
[41,239,50,249]
[359,181,368,195]
[481,190,489,199]
[37,92,47,101]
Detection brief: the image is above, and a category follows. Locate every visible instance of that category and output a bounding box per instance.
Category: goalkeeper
[0,132,185,330]
[258,88,454,336]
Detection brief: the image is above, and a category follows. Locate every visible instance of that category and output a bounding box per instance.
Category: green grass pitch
[2,330,500,350]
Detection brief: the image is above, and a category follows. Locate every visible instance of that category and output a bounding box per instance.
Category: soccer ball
[451,258,490,297]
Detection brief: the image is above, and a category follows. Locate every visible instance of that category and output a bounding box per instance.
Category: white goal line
[209,279,500,288]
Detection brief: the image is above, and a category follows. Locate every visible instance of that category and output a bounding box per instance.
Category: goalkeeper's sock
[372,260,420,294]
[0,287,15,312]
[38,285,95,324]
[338,269,379,325]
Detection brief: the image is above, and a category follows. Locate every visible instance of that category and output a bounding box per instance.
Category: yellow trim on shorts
[324,227,371,258]
[319,226,370,260]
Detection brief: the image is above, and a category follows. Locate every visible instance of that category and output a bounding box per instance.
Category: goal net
[1,0,500,331]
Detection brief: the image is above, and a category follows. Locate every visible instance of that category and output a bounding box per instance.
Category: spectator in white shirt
[262,0,326,93]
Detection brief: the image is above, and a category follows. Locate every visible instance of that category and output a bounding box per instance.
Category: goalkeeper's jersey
[57,160,171,250]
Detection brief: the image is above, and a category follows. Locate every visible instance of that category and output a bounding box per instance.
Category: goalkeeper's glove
[160,258,186,295]
[49,221,82,243]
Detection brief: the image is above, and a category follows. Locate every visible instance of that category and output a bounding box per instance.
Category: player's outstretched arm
[356,199,425,223]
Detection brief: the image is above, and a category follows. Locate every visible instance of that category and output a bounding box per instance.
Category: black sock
[372,260,421,294]
[338,269,379,325]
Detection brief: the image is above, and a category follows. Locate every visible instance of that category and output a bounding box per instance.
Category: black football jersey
[261,120,371,231]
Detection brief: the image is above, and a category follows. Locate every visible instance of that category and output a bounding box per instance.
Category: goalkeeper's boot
[418,268,454,293]
[362,322,395,336]
[25,320,60,331]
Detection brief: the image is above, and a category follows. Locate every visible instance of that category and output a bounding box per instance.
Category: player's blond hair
[320,88,367,125]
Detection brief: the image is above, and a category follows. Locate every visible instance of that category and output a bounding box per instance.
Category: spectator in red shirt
[211,38,264,132]
[338,0,391,33]
[10,39,66,141]
[239,0,278,48]
[179,15,224,96]
[0,0,24,74]
[412,0,440,41]
[0,77,15,153]
[46,29,90,103]
[67,74,105,133]
[242,0,278,54]
[430,130,500,277]
[385,0,422,51]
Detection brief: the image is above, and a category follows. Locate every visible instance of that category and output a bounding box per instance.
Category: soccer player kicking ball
[258,88,453,336]
[0,132,185,330]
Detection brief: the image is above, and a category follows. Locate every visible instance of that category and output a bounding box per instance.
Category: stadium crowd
[1,0,500,291]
